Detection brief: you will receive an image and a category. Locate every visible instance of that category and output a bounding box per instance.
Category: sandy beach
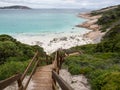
[13,12,106,55]
[8,11,105,54]
[14,28,93,55]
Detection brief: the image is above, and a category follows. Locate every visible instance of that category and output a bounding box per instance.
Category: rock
[60,37,67,41]
[35,41,43,46]
[53,38,58,41]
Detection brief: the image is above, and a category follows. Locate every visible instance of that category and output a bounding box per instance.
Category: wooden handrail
[0,74,22,90]
[52,71,73,90]
[0,51,40,90]
[24,60,39,90]
[52,50,73,90]
[0,50,72,90]
[21,51,39,81]
[20,51,39,90]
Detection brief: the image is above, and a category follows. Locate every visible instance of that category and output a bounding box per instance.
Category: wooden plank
[32,65,53,90]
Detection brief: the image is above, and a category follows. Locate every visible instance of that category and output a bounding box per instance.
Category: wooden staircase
[0,50,73,90]
[32,65,53,90]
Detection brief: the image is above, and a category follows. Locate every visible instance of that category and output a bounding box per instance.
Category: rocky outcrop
[0,5,31,9]
[77,13,105,43]
[77,13,101,31]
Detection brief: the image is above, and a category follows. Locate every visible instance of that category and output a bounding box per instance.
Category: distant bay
[0,9,92,54]
[0,9,87,34]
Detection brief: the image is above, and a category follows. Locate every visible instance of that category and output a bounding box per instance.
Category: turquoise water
[0,9,86,34]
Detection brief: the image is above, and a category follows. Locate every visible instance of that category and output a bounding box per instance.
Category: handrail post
[59,56,63,69]
[50,56,52,64]
[17,78,23,90]
[37,52,40,67]
[56,51,60,74]
[46,55,48,65]
[56,51,59,68]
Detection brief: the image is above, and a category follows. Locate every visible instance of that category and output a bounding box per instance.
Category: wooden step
[31,64,54,90]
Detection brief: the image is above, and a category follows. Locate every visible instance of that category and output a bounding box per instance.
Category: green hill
[0,35,45,80]
[63,5,120,90]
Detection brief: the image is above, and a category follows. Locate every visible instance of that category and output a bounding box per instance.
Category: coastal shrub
[96,25,120,53]
[63,44,96,55]
[0,61,29,80]
[96,6,120,31]
[0,34,45,64]
[63,6,120,89]
[92,72,120,90]
[0,34,16,42]
[63,52,120,89]
[31,45,46,57]
[0,41,19,64]
[79,67,93,75]
[0,34,46,80]
[68,64,80,75]
[6,56,29,62]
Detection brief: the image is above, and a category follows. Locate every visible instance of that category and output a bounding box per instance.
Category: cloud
[0,0,120,9]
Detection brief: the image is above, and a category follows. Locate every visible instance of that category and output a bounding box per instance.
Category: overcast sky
[0,0,120,9]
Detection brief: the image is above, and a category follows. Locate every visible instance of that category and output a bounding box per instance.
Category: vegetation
[63,5,120,90]
[64,51,120,89]
[0,34,46,80]
[92,5,120,32]
[1,4,120,89]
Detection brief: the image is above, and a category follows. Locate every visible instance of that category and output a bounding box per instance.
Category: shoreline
[4,12,104,55]
[77,13,105,43]
[13,28,93,55]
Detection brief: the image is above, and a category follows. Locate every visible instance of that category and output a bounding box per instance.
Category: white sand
[59,69,91,90]
[13,29,93,54]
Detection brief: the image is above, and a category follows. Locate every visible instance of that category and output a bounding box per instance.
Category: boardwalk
[0,51,73,90]
[31,65,53,90]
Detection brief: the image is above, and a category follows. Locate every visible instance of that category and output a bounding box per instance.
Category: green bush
[0,34,46,80]
[68,64,80,75]
[63,52,120,89]
[0,61,29,80]
[63,5,120,89]
[96,6,120,32]
[79,67,93,75]
[92,72,120,90]
[0,35,46,64]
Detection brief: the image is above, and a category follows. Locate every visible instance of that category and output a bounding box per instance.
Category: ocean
[0,9,86,34]
[0,9,92,54]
